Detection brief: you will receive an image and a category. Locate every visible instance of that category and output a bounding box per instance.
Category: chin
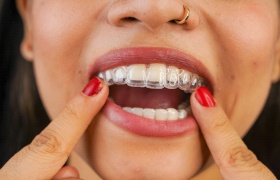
[84,113,208,179]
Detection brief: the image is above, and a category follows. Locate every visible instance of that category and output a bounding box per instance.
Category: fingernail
[195,86,216,107]
[82,77,102,96]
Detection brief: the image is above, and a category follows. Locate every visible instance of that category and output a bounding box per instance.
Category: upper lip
[89,47,213,89]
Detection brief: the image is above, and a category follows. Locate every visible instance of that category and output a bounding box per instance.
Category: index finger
[1,78,108,180]
[190,87,275,178]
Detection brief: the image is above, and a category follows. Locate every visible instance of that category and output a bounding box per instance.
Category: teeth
[143,108,156,119]
[189,75,202,93]
[179,70,191,92]
[127,64,146,87]
[155,109,168,120]
[98,63,204,92]
[146,64,166,89]
[123,107,132,113]
[112,66,127,85]
[131,108,143,116]
[178,109,188,119]
[122,102,190,121]
[166,66,180,89]
[167,108,179,120]
[103,70,114,85]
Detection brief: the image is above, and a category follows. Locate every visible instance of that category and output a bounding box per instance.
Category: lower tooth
[131,108,143,116]
[122,106,190,120]
[167,108,179,120]
[123,107,132,113]
[155,109,168,121]
[143,108,156,119]
[178,109,188,119]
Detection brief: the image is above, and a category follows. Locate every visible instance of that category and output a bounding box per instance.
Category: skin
[0,0,279,179]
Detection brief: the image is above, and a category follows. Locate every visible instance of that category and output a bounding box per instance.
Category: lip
[102,99,198,137]
[90,47,212,137]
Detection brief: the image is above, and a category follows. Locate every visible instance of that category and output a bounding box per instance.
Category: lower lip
[102,99,198,137]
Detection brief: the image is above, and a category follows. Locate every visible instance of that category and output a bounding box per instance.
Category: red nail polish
[82,77,102,96]
[195,86,216,107]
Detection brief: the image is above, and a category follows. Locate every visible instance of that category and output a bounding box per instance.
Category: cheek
[30,3,98,117]
[217,2,277,72]
[32,4,90,68]
[212,3,278,136]
[224,3,277,92]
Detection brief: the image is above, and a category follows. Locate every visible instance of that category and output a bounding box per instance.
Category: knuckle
[208,114,230,134]
[29,129,69,156]
[222,146,259,169]
[63,103,80,120]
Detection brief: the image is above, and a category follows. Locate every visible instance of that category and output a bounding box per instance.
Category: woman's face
[19,0,280,178]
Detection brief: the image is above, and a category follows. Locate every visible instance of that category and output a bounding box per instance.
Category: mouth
[91,47,212,137]
[99,63,204,120]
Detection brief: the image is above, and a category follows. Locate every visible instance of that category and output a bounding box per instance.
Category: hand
[0,78,108,180]
[190,87,276,180]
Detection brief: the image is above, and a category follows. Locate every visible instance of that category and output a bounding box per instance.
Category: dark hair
[0,0,279,177]
[0,0,49,166]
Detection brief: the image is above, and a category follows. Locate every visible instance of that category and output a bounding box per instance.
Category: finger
[190,87,276,179]
[52,166,80,180]
[1,78,108,180]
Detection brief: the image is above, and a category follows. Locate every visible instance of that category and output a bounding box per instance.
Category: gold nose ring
[175,5,190,24]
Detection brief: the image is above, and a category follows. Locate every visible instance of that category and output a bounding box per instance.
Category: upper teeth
[98,63,204,93]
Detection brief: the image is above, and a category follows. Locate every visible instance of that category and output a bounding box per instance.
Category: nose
[107,0,199,30]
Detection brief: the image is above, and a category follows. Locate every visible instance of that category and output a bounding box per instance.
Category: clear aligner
[98,64,204,92]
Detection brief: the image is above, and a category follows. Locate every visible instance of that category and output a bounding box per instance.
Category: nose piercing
[175,5,190,24]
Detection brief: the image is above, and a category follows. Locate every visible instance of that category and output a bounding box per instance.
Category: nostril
[123,17,139,22]
[169,20,178,24]
[126,17,138,21]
